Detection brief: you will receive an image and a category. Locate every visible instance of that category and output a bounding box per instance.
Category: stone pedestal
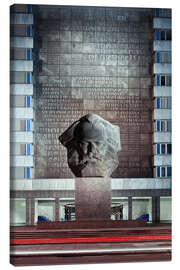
[75,177,111,221]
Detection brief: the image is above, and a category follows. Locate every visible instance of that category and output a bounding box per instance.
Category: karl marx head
[59,114,121,177]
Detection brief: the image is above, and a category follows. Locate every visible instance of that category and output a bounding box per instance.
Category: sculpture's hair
[59,114,121,152]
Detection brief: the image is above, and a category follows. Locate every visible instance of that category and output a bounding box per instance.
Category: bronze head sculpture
[59,114,121,177]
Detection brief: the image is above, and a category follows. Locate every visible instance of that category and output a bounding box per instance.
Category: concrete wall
[154,86,171,97]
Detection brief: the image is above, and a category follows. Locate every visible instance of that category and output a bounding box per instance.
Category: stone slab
[75,177,111,220]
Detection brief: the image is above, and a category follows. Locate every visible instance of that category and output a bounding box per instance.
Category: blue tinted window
[26,25,31,37]
[26,49,31,60]
[157,167,160,177]
[155,8,160,17]
[26,96,30,107]
[26,120,30,131]
[155,29,160,40]
[156,74,160,86]
[26,5,32,13]
[167,167,172,177]
[156,144,160,154]
[156,98,161,108]
[156,120,160,131]
[156,52,160,63]
[26,167,30,179]
[26,144,31,155]
[26,72,31,84]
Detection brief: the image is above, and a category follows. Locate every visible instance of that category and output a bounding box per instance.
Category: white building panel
[10,13,33,24]
[10,37,33,48]
[10,108,33,119]
[10,178,171,191]
[10,132,33,143]
[10,84,33,96]
[154,109,172,120]
[154,86,171,97]
[153,63,171,74]
[154,132,171,143]
[10,60,33,72]
[153,41,171,52]
[154,155,172,166]
[10,156,34,167]
[153,18,171,29]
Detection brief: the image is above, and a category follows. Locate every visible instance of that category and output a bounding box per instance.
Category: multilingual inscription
[35,6,154,178]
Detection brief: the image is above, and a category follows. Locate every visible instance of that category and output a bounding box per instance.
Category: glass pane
[161,75,165,86]
[167,120,172,132]
[166,76,172,86]
[35,199,55,223]
[10,199,26,226]
[132,197,152,222]
[161,121,166,131]
[160,197,172,222]
[167,144,172,154]
[161,167,166,177]
[59,200,75,221]
[160,31,166,40]
[156,144,160,154]
[161,144,166,154]
[111,198,128,221]
[157,167,160,177]
[167,167,172,177]
[166,30,171,40]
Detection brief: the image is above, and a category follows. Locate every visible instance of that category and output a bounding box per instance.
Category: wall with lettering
[34,6,154,178]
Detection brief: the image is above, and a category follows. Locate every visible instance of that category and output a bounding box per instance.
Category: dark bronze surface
[34,6,154,178]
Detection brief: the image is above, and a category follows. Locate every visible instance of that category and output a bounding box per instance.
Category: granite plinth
[75,177,111,221]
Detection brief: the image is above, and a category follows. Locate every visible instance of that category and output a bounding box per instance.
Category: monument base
[37,220,147,230]
[75,177,111,221]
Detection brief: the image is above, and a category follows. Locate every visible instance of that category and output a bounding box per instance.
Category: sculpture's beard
[67,148,119,177]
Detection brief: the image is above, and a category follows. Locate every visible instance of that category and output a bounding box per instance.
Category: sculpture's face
[59,113,121,177]
[66,139,118,177]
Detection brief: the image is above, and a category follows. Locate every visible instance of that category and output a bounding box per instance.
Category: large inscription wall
[34,6,154,178]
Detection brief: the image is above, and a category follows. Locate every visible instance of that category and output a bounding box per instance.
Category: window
[155,29,172,41]
[155,97,171,109]
[156,120,171,132]
[26,120,31,131]
[132,197,152,222]
[155,74,172,86]
[156,166,172,178]
[26,25,32,37]
[26,72,32,84]
[26,4,32,13]
[10,199,26,226]
[160,197,172,223]
[26,167,30,179]
[26,49,32,60]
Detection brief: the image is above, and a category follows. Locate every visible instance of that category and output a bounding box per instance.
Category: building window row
[156,143,172,155]
[155,29,171,41]
[155,97,171,109]
[155,52,171,63]
[156,166,172,178]
[155,8,172,18]
[155,74,171,86]
[155,120,171,132]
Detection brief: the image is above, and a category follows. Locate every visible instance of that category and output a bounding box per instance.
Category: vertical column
[10,4,34,181]
[128,196,132,220]
[26,198,31,225]
[153,8,172,179]
[152,196,160,223]
[55,198,60,221]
